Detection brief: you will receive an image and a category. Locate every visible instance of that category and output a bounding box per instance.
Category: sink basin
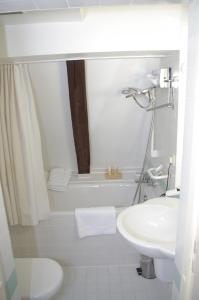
[117,197,178,259]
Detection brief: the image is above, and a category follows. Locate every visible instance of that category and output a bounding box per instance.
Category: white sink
[117,197,179,282]
[117,197,178,258]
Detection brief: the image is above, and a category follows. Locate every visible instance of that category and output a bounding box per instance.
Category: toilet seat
[15,258,63,300]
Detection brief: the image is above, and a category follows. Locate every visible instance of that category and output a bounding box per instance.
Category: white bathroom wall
[28,58,164,174]
[173,0,199,299]
[2,5,187,59]
[149,55,179,190]
[29,62,77,172]
[0,183,20,300]
[27,55,180,210]
[0,26,7,57]
[86,58,161,171]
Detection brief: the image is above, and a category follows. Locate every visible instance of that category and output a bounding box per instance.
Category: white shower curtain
[0,64,50,225]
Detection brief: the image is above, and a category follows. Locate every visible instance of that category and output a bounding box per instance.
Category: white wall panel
[86,58,160,170]
[29,62,77,172]
[4,5,187,58]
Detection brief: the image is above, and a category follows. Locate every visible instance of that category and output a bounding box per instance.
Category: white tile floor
[53,265,172,300]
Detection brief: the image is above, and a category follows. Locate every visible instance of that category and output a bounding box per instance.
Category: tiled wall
[10,210,139,267]
[0,183,20,300]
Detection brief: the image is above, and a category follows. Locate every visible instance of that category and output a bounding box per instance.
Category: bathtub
[49,171,138,210]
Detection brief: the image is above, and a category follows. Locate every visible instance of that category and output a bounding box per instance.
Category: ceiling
[0,0,188,13]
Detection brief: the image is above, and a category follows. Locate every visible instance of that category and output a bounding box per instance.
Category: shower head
[121,86,155,97]
[121,87,143,99]
[121,86,156,109]
[121,87,139,95]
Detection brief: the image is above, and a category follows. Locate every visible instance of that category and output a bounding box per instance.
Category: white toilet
[15,258,63,300]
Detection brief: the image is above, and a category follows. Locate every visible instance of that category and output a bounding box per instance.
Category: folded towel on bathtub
[47,168,71,191]
[75,207,116,238]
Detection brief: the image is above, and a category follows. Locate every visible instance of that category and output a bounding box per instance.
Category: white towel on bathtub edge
[47,168,71,191]
[75,207,116,238]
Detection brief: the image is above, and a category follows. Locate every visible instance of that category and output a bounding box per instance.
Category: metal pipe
[146,102,174,112]
[132,111,154,205]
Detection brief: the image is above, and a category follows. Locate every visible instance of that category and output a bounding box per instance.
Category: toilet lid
[15,258,63,300]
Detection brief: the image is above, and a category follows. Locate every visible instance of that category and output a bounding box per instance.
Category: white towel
[47,168,70,191]
[75,207,116,238]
